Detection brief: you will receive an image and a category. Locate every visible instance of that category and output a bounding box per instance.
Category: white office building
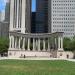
[48,0,75,38]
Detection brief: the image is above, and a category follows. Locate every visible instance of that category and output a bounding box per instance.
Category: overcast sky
[0,0,36,12]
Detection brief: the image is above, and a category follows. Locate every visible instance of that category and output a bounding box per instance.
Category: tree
[63,37,75,51]
[0,37,9,53]
[70,37,75,51]
[63,37,71,51]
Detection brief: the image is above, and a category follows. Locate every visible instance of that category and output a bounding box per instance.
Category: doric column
[58,37,63,51]
[21,0,26,33]
[9,36,12,48]
[16,0,19,28]
[18,37,21,49]
[22,38,25,50]
[12,36,15,49]
[55,38,57,50]
[10,0,14,31]
[35,39,38,50]
[33,38,35,51]
[58,37,60,50]
[60,37,63,50]
[38,38,41,51]
[43,38,46,51]
[48,38,50,51]
[14,37,17,49]
[28,38,30,51]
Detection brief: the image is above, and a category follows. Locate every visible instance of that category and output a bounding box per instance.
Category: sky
[0,0,6,11]
[32,0,36,12]
[0,0,36,12]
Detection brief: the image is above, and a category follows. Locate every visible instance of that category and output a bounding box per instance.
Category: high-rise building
[0,22,9,37]
[0,11,5,22]
[5,0,10,22]
[0,0,9,38]
[0,11,1,22]
[36,0,75,37]
[10,0,31,33]
[48,0,75,38]
[36,0,48,33]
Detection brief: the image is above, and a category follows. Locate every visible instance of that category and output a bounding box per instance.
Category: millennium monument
[8,0,73,58]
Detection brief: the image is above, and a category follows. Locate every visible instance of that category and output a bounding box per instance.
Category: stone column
[33,38,35,51]
[12,36,15,49]
[10,0,14,31]
[16,0,19,28]
[55,38,57,50]
[18,37,21,49]
[22,38,25,50]
[58,37,63,51]
[43,38,46,51]
[35,39,38,50]
[21,0,26,33]
[9,36,12,49]
[14,37,17,49]
[38,38,41,51]
[28,38,30,51]
[58,37,60,50]
[48,38,50,51]
[60,37,63,50]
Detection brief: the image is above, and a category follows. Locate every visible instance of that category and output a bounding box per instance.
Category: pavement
[0,57,75,62]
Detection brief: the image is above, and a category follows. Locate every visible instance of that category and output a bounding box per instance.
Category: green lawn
[0,60,75,75]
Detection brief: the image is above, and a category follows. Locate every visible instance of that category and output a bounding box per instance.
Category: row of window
[53,0,75,3]
[53,22,75,24]
[53,25,74,27]
[53,7,75,9]
[53,18,75,20]
[64,33,75,35]
[53,11,75,13]
[53,4,75,6]
[52,14,75,16]
[53,29,74,31]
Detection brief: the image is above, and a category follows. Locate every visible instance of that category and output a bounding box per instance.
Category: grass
[0,60,75,75]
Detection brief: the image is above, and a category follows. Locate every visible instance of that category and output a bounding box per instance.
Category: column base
[43,49,46,51]
[58,48,64,51]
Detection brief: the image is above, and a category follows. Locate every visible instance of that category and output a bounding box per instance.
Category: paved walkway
[0,57,75,62]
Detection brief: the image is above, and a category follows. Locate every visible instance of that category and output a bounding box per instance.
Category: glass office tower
[36,0,48,33]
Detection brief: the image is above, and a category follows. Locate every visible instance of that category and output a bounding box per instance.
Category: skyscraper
[0,0,9,38]
[10,0,31,33]
[5,0,10,22]
[0,11,1,22]
[48,0,75,38]
[0,11,5,22]
[36,0,48,33]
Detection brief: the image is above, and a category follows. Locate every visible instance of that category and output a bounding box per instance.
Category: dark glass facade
[36,0,48,33]
[31,12,36,33]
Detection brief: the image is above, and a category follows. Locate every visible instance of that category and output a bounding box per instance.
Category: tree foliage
[63,37,75,51]
[0,37,9,53]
